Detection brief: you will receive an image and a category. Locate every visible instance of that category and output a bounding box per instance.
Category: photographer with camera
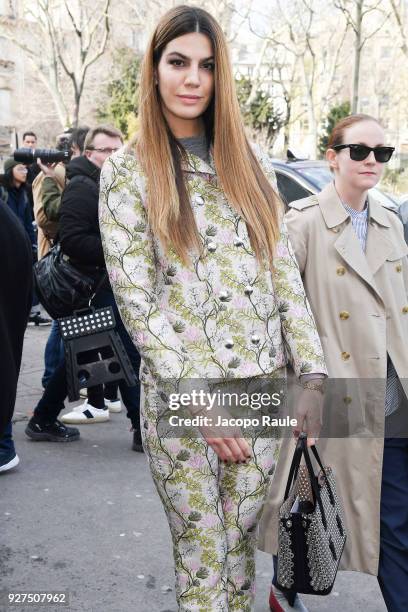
[32,128,89,260]
[25,125,142,450]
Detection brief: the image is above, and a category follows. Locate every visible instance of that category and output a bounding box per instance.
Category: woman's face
[12,164,28,185]
[156,32,214,137]
[327,120,388,191]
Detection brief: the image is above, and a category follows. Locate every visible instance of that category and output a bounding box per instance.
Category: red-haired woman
[99,6,327,611]
[259,114,408,612]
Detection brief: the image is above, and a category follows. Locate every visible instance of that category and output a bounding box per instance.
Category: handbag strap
[309,444,336,506]
[283,434,328,529]
[301,439,328,529]
[284,439,304,501]
[88,271,108,306]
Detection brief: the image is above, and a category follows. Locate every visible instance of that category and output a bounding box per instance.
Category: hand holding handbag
[276,434,347,596]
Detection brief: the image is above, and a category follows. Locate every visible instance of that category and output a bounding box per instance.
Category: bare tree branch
[389,0,408,57]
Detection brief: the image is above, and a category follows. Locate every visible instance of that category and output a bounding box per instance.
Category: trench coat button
[251,334,260,344]
[403,306,408,314]
[343,396,352,405]
[341,351,350,361]
[234,238,244,247]
[207,241,217,252]
[339,311,350,320]
[396,264,402,272]
[244,285,254,296]
[336,266,346,276]
[225,339,234,349]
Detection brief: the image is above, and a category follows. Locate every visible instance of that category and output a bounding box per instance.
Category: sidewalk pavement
[0,325,386,612]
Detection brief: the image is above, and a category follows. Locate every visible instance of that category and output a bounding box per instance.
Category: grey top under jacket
[179,134,210,164]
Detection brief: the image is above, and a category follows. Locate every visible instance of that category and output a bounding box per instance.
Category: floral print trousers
[140,382,281,611]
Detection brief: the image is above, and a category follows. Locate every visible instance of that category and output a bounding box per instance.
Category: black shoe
[28,313,52,326]
[132,430,144,453]
[25,417,80,442]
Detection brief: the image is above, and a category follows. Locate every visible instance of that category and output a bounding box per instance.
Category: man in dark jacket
[0,202,32,471]
[25,126,143,450]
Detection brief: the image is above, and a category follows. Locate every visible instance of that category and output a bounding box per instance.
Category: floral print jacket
[99,149,326,385]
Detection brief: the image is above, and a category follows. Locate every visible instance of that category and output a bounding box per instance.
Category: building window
[300,117,309,131]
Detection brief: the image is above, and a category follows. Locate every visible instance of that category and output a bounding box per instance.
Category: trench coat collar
[317,181,394,304]
[318,180,391,229]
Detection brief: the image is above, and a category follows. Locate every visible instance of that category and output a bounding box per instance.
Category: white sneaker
[0,453,20,473]
[104,397,122,413]
[61,400,109,424]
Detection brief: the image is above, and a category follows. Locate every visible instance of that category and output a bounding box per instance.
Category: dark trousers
[0,421,15,459]
[42,319,65,388]
[34,289,141,431]
[378,436,408,611]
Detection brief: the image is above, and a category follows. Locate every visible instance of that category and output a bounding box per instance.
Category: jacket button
[396,264,402,272]
[339,311,350,320]
[244,285,254,296]
[403,306,408,314]
[225,339,234,349]
[207,241,217,253]
[343,396,352,405]
[341,351,350,361]
[336,266,346,276]
[251,334,260,344]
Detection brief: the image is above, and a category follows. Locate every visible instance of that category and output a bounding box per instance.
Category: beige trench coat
[258,181,408,575]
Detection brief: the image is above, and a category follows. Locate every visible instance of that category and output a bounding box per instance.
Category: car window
[295,166,333,190]
[275,172,311,208]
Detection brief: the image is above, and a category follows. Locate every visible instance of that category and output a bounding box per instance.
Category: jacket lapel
[365,196,395,276]
[318,182,385,304]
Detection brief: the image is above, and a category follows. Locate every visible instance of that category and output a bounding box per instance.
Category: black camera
[14,148,71,165]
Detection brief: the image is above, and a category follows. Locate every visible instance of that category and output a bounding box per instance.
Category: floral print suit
[99,148,326,611]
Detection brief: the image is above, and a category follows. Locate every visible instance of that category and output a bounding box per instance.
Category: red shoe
[269,585,309,611]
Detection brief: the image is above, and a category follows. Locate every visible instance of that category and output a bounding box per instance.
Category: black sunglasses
[332,144,395,162]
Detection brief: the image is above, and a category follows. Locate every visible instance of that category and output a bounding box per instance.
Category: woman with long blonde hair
[99,6,326,610]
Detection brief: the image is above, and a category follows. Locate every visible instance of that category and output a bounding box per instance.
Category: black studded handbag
[276,434,347,596]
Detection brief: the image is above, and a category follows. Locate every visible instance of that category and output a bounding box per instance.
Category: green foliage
[97,48,141,139]
[235,76,283,147]
[318,101,351,158]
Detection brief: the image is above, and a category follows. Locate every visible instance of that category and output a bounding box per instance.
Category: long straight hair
[135,5,282,266]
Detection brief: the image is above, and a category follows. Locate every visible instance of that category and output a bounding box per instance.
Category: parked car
[271,157,400,211]
[399,199,408,244]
